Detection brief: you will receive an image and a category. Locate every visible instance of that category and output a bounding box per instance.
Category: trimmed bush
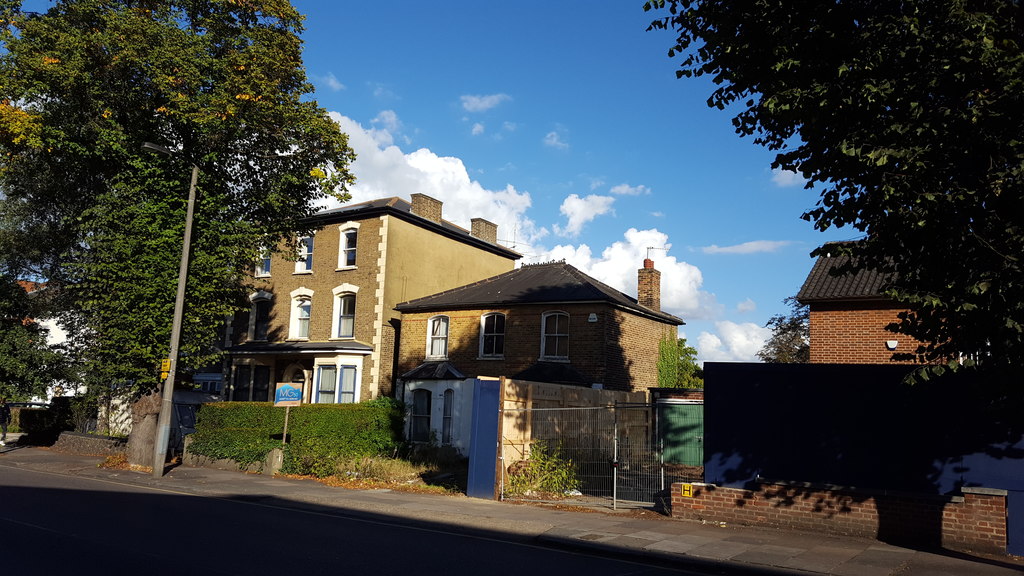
[187,397,404,475]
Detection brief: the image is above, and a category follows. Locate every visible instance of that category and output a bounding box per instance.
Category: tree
[0,1,355,398]
[645,1,1024,378]
[658,336,704,388]
[0,275,68,399]
[757,296,809,364]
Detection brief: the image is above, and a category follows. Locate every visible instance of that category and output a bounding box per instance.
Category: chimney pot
[638,259,661,311]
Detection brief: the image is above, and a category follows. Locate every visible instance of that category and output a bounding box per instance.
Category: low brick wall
[670,481,1008,555]
[52,431,127,456]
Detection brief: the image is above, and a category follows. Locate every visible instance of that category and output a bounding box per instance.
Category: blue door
[466,379,501,499]
[1009,490,1024,556]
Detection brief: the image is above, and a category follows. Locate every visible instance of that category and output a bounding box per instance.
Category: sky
[288,1,858,365]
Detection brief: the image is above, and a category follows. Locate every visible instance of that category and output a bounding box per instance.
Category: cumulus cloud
[461,93,511,113]
[533,228,715,320]
[702,240,793,255]
[697,321,771,363]
[543,130,569,150]
[553,194,615,238]
[471,122,485,136]
[610,183,651,196]
[327,112,546,255]
[771,168,804,187]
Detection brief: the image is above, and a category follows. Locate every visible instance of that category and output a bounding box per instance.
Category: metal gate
[499,403,703,508]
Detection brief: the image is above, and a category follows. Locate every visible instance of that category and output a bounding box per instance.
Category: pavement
[2,436,1022,576]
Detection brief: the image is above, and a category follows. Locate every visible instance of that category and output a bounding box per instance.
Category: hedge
[187,397,404,475]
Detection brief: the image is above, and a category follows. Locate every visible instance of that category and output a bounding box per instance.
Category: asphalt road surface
[0,464,706,576]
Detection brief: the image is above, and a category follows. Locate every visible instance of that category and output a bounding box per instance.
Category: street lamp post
[143,141,198,478]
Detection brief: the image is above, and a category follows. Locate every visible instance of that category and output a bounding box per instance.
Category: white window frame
[331,284,359,340]
[247,290,273,341]
[313,356,361,404]
[294,236,314,274]
[337,221,360,270]
[255,249,272,278]
[289,287,314,340]
[540,311,570,361]
[479,312,506,358]
[442,388,454,445]
[426,315,450,360]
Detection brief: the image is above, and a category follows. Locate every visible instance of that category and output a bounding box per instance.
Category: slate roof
[400,361,467,380]
[311,197,520,260]
[796,244,892,303]
[394,261,684,325]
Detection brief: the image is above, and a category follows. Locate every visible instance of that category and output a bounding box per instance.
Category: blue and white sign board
[274,382,303,407]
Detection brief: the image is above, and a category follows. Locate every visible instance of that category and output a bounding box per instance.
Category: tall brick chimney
[471,218,498,244]
[410,193,443,223]
[638,258,661,311]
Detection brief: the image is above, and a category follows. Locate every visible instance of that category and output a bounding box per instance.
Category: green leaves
[649,0,1024,378]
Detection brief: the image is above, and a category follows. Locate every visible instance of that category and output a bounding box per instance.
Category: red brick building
[796,246,924,364]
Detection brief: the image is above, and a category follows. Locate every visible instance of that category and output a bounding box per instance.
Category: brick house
[393,259,683,450]
[796,244,924,364]
[225,194,519,404]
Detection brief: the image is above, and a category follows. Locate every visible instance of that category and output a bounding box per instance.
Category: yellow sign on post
[159,359,171,379]
[680,483,695,498]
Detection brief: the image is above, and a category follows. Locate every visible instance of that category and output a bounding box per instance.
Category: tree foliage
[0,0,355,396]
[757,296,809,364]
[0,276,68,399]
[646,1,1024,378]
[657,336,704,388]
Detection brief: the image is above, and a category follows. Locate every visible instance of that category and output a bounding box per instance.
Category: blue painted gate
[466,379,501,499]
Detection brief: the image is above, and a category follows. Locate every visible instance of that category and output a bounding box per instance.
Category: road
[0,464,704,576]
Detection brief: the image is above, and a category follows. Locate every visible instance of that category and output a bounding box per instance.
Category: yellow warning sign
[680,483,695,498]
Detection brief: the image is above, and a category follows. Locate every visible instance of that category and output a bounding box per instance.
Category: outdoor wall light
[885,340,899,351]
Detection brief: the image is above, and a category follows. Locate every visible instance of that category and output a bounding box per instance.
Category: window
[541,311,569,360]
[248,291,273,341]
[410,389,431,442]
[480,313,505,357]
[289,287,314,340]
[442,389,454,445]
[338,222,360,269]
[427,315,449,359]
[295,236,314,273]
[232,364,270,402]
[256,250,272,277]
[315,364,357,404]
[331,284,359,339]
[253,299,271,341]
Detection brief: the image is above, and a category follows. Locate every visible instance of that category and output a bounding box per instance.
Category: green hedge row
[187,397,405,476]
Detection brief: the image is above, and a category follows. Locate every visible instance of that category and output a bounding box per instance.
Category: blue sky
[290,0,857,364]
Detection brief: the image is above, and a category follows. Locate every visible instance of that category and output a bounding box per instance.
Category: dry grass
[282,455,468,495]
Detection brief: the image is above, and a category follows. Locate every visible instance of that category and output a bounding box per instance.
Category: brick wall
[398,304,674,391]
[809,301,926,364]
[669,481,1008,555]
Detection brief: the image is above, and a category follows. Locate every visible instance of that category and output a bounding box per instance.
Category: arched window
[541,311,569,360]
[247,291,273,341]
[331,284,359,339]
[442,389,454,445]
[337,222,360,269]
[427,315,450,359]
[410,389,431,442]
[289,287,314,340]
[479,313,505,358]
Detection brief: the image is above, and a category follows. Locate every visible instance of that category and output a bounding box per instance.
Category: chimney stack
[637,258,661,311]
[410,193,443,223]
[471,218,498,244]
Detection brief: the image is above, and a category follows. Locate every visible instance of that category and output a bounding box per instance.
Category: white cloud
[543,130,569,150]
[609,183,651,196]
[471,122,485,136]
[369,82,397,100]
[502,121,517,132]
[771,168,804,187]
[736,298,756,313]
[318,72,345,92]
[702,240,793,255]
[533,228,715,320]
[327,112,546,255]
[553,194,614,237]
[697,321,771,363]
[461,93,511,113]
